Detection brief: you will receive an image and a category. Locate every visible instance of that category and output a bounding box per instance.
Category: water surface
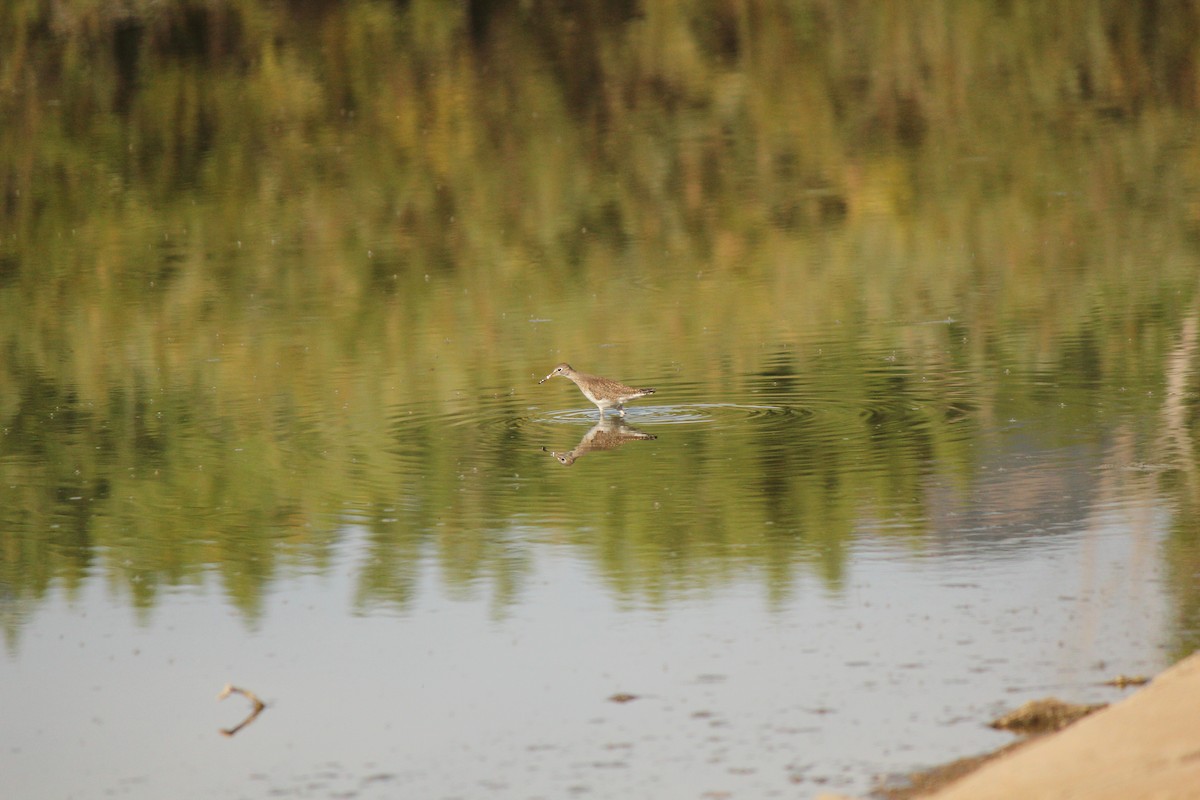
[2,3,1199,798]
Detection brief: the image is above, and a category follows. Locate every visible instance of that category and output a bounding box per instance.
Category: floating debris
[1103,674,1150,688]
[607,693,639,703]
[218,683,267,737]
[989,698,1106,735]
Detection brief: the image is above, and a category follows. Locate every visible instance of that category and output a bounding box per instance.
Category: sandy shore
[826,650,1200,800]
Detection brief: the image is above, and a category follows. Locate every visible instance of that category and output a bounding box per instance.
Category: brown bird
[539,363,655,417]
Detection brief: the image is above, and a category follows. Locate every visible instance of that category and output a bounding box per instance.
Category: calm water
[3,4,1200,799]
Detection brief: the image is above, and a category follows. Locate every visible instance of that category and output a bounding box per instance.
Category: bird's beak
[539,372,553,384]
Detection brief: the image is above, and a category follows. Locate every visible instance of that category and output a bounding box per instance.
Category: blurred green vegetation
[2,1,1200,652]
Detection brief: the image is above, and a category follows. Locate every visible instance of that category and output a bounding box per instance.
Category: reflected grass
[1,1,1199,650]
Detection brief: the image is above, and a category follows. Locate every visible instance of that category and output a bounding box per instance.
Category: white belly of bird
[582,388,616,409]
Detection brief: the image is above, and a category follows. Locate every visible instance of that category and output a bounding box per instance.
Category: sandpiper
[539,363,655,417]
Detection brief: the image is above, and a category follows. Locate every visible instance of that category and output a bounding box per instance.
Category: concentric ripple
[528,402,811,426]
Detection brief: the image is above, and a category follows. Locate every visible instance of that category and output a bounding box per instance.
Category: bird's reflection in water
[543,418,657,466]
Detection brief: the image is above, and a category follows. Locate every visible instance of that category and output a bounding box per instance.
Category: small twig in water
[218,683,267,737]
[1103,674,1150,688]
